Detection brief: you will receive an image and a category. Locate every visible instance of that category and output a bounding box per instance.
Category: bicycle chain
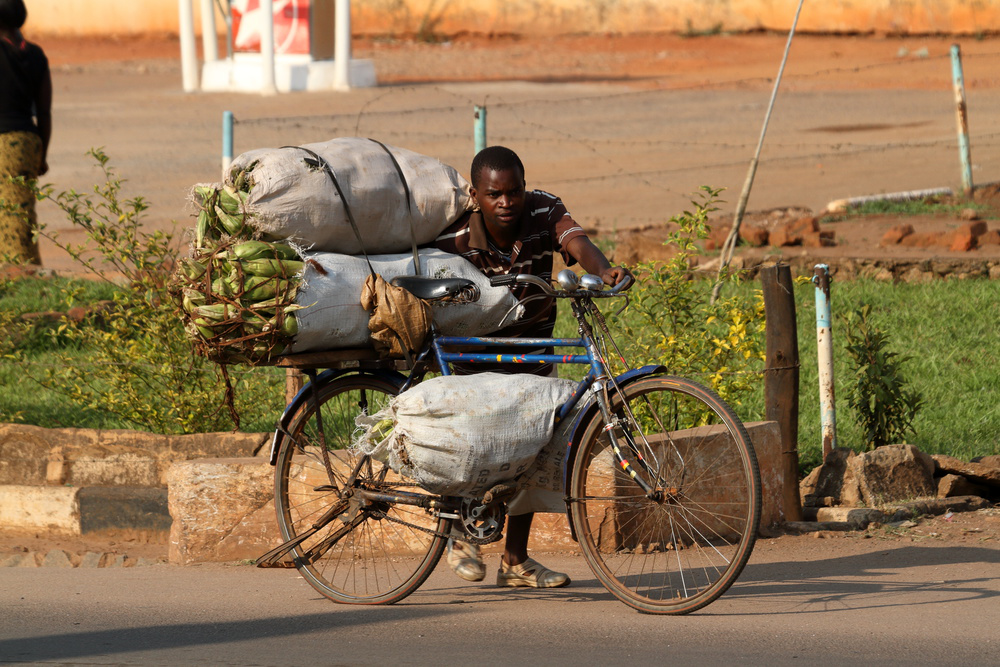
[368,507,505,546]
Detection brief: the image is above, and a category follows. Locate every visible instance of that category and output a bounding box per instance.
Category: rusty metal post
[951,44,973,197]
[812,264,837,459]
[285,369,304,405]
[760,264,802,522]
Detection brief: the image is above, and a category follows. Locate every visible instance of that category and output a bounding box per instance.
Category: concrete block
[0,424,270,487]
[0,485,80,534]
[167,458,277,565]
[78,487,171,534]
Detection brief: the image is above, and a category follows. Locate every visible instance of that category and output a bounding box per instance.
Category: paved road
[2,538,997,666]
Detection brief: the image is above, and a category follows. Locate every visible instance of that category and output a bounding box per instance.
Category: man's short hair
[470,146,525,189]
[0,0,28,30]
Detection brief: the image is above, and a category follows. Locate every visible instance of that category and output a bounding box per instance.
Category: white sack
[356,374,578,497]
[230,138,473,254]
[288,248,522,354]
[520,397,592,494]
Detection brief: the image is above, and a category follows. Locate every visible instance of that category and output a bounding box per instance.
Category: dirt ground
[8,32,997,557]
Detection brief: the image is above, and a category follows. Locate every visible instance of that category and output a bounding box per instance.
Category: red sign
[231,0,311,55]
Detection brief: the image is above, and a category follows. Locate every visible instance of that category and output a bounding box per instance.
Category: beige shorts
[507,486,565,515]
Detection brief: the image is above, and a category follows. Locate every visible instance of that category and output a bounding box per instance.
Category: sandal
[497,557,570,588]
[446,538,485,582]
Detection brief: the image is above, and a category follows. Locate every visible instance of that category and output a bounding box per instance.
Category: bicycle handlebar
[489,272,633,297]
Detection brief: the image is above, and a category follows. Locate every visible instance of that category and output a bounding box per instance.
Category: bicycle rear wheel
[273,373,448,605]
[568,375,760,614]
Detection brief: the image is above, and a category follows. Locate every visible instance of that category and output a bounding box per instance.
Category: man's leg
[502,512,533,566]
[497,501,569,588]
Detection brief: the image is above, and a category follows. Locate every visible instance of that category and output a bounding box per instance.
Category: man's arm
[565,236,632,287]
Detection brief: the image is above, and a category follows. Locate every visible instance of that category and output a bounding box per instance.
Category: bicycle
[259,269,761,615]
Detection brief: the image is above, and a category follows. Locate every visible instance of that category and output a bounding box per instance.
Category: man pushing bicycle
[431,145,632,589]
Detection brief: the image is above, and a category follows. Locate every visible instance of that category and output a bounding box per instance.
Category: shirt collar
[467,210,490,251]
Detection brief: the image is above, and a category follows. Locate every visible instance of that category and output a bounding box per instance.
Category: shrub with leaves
[20,149,281,433]
[842,303,922,450]
[608,187,766,411]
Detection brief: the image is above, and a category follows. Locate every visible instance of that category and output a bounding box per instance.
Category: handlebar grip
[489,274,519,287]
[611,273,635,293]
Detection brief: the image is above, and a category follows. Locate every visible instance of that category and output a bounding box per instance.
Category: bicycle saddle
[390,276,479,301]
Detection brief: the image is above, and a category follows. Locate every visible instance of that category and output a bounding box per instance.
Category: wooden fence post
[760,263,803,522]
[285,368,304,406]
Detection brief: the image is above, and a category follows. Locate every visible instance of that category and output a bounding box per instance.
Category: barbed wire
[218,48,1000,200]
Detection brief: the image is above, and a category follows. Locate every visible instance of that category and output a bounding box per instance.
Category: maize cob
[192,303,234,321]
[214,205,244,236]
[240,258,305,278]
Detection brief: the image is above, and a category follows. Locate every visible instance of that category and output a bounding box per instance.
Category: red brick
[978,230,1000,245]
[880,223,914,246]
[739,224,769,247]
[949,228,977,252]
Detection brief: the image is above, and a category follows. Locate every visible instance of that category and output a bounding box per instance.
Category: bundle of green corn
[173,237,306,365]
[191,180,255,247]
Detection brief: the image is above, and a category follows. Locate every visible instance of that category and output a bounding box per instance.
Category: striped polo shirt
[431,189,588,340]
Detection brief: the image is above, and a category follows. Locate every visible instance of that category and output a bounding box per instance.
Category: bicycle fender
[268,368,409,465]
[560,364,667,541]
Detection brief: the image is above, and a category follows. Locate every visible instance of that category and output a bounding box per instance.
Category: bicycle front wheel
[569,375,761,614]
[273,373,448,605]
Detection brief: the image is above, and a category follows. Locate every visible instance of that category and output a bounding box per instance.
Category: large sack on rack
[355,374,578,498]
[228,138,474,254]
[288,248,523,354]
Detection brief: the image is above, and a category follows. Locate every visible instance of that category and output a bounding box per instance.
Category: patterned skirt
[0,131,43,265]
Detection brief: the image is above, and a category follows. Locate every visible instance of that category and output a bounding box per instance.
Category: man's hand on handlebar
[601,266,634,290]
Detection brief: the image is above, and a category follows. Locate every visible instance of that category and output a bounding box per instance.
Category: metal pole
[178,0,199,92]
[260,0,278,95]
[334,0,352,90]
[200,0,219,62]
[812,264,837,459]
[222,110,234,177]
[474,105,487,155]
[950,43,973,197]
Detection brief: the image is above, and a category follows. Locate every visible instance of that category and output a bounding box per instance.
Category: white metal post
[813,264,837,458]
[260,0,278,95]
[178,0,199,92]
[200,0,219,62]
[334,0,352,91]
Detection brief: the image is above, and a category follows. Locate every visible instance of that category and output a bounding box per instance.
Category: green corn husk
[173,204,304,364]
[239,258,305,278]
[214,205,245,236]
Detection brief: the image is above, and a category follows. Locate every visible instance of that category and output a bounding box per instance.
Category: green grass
[717,277,1000,472]
[821,197,995,222]
[0,273,287,433]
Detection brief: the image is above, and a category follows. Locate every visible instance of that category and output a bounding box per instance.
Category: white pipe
[825,187,953,213]
[200,0,218,62]
[178,0,199,92]
[260,0,278,95]
[813,264,837,458]
[334,0,351,91]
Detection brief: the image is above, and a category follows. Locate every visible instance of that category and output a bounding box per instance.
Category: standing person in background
[0,0,51,265]
[432,145,631,589]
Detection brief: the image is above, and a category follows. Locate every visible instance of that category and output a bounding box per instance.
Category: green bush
[6,149,283,434]
[608,187,766,411]
[842,303,922,450]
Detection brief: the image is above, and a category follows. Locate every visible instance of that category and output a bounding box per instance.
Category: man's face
[471,166,526,243]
